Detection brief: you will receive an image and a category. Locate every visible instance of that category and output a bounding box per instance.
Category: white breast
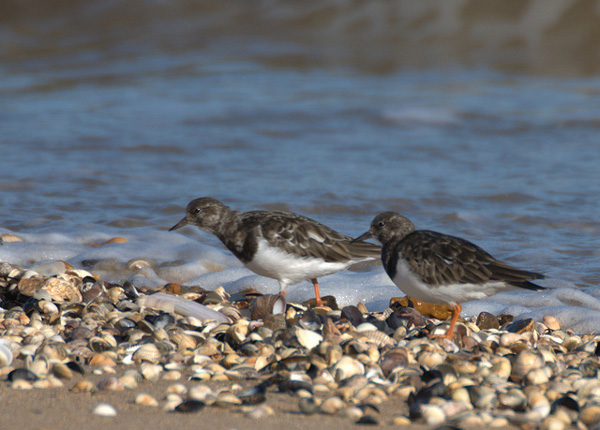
[244,238,350,290]
[392,259,511,305]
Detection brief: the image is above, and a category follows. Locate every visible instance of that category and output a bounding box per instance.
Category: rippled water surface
[1,0,600,330]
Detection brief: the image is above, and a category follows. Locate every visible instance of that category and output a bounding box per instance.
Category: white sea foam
[0,228,596,333]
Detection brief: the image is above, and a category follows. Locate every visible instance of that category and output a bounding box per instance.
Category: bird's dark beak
[169,217,189,231]
[352,230,373,243]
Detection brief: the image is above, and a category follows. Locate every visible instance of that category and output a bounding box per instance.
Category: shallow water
[1,0,600,332]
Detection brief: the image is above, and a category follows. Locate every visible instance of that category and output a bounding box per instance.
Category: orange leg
[428,303,462,340]
[443,303,462,339]
[311,278,324,307]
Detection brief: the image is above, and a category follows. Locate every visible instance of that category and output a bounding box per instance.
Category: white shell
[0,339,14,367]
[295,327,323,350]
[93,403,118,417]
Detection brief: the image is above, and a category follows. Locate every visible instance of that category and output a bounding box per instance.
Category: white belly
[245,238,349,291]
[392,259,511,305]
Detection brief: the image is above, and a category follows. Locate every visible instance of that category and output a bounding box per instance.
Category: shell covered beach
[1,247,600,430]
[3,0,600,429]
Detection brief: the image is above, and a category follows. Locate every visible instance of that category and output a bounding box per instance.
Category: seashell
[355,322,379,332]
[140,292,228,323]
[89,352,117,367]
[127,258,154,271]
[97,376,124,391]
[105,286,125,304]
[45,277,83,302]
[39,342,68,361]
[341,306,364,326]
[526,366,551,385]
[92,403,118,417]
[51,362,74,380]
[332,356,365,382]
[511,350,544,382]
[17,277,47,297]
[88,336,113,353]
[392,415,411,426]
[562,335,582,351]
[12,379,33,390]
[214,391,242,407]
[132,343,161,364]
[227,320,250,345]
[135,393,159,407]
[541,416,568,430]
[380,348,409,377]
[343,339,369,356]
[355,330,395,348]
[163,370,182,381]
[1,233,24,243]
[238,384,267,405]
[468,385,497,409]
[417,350,445,369]
[0,339,14,367]
[90,237,128,247]
[319,396,344,415]
[295,327,323,350]
[140,362,162,382]
[218,305,242,322]
[174,400,206,413]
[250,294,287,320]
[343,406,364,421]
[455,413,484,428]
[244,404,274,419]
[8,368,38,382]
[579,404,600,426]
[498,388,527,411]
[166,383,188,396]
[80,278,104,303]
[120,374,139,390]
[298,396,319,415]
[160,394,181,412]
[279,372,313,394]
[421,404,446,426]
[577,379,600,399]
[38,300,59,315]
[71,380,95,393]
[542,315,561,331]
[188,384,216,404]
[523,390,551,421]
[485,356,512,384]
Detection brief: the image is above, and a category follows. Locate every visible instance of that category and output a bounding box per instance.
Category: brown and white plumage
[356,211,546,338]
[170,197,381,305]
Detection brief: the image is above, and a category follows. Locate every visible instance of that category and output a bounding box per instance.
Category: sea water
[1,0,599,332]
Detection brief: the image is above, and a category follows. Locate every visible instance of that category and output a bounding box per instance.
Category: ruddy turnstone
[355,212,546,338]
[170,197,381,306]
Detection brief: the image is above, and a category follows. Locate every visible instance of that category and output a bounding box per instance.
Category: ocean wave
[2,0,600,75]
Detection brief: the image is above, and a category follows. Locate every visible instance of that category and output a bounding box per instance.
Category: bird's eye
[378,221,385,227]
[192,208,201,214]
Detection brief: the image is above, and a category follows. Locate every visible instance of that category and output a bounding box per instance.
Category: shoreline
[0,260,597,429]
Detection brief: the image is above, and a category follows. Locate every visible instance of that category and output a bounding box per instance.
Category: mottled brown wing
[243,211,380,262]
[399,230,544,288]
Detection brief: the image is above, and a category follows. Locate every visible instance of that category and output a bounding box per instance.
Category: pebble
[92,403,118,417]
[135,393,159,407]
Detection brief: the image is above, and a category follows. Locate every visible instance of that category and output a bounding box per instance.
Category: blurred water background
[1,0,600,330]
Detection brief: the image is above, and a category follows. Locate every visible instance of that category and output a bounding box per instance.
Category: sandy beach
[0,361,430,430]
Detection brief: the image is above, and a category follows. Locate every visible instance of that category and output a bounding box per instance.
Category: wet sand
[0,362,431,430]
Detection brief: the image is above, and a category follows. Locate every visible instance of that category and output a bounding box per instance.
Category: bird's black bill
[352,230,373,243]
[169,217,189,231]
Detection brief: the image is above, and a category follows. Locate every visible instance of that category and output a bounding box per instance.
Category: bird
[169,197,381,306]
[355,212,546,338]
